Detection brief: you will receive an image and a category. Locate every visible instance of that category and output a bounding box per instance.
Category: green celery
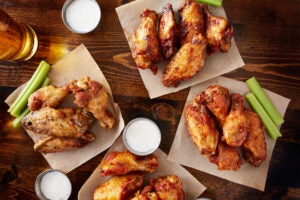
[196,0,223,7]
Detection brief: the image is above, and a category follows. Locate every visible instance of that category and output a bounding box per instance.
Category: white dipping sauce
[124,118,161,155]
[40,171,72,200]
[65,0,101,33]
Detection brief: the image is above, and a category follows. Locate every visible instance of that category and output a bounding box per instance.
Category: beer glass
[0,9,38,61]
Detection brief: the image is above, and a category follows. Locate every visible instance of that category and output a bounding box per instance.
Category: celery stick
[196,0,223,7]
[246,93,282,140]
[41,77,51,87]
[246,77,284,126]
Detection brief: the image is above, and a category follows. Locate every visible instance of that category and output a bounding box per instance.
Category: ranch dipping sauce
[123,118,161,156]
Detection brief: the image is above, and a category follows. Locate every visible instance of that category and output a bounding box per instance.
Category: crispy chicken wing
[178,0,205,46]
[68,76,116,129]
[99,151,159,176]
[204,85,230,127]
[158,3,177,59]
[131,186,159,200]
[93,173,144,200]
[203,5,233,54]
[185,92,219,156]
[132,9,162,74]
[22,107,94,138]
[242,110,267,167]
[162,34,207,87]
[222,94,248,147]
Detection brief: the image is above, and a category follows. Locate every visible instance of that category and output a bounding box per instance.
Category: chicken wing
[99,151,159,176]
[28,85,70,111]
[131,186,159,200]
[22,107,94,138]
[68,76,116,129]
[204,85,230,127]
[203,5,234,54]
[132,9,162,74]
[222,94,248,147]
[162,34,207,87]
[242,110,267,167]
[34,133,95,153]
[158,3,177,59]
[93,173,144,200]
[185,92,219,156]
[178,0,205,45]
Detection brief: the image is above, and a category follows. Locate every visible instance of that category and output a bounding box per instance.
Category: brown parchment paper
[78,136,206,200]
[115,0,245,99]
[168,76,291,191]
[5,44,125,173]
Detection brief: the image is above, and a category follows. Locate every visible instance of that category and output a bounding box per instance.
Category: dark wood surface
[0,0,299,199]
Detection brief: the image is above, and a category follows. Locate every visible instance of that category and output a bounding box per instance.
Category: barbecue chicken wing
[178,0,205,45]
[132,9,162,74]
[242,110,267,167]
[99,151,159,176]
[222,94,248,147]
[185,93,219,156]
[162,34,207,87]
[28,85,70,111]
[68,76,116,129]
[93,173,144,200]
[158,3,177,59]
[203,5,233,54]
[22,107,94,138]
[204,85,230,127]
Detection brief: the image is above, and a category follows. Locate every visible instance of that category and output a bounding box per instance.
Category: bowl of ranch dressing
[123,117,161,156]
[62,0,101,34]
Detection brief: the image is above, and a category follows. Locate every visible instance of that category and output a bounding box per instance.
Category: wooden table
[0,0,299,199]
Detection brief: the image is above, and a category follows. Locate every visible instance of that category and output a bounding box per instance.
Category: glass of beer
[0,9,38,61]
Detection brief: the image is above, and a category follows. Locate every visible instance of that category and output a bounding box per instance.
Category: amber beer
[0,9,38,61]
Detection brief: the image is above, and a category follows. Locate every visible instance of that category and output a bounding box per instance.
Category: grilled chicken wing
[158,3,177,59]
[93,173,144,200]
[68,76,116,129]
[242,110,267,167]
[34,133,95,153]
[204,85,230,127]
[132,9,162,74]
[203,5,233,54]
[222,94,248,147]
[162,34,207,87]
[185,92,219,156]
[99,151,159,176]
[28,85,70,111]
[22,107,94,138]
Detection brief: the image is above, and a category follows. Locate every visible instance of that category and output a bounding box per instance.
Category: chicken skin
[203,5,234,54]
[185,92,219,156]
[162,34,207,87]
[132,9,162,74]
[178,0,205,45]
[99,151,159,176]
[222,94,248,147]
[22,107,94,138]
[131,186,159,200]
[158,3,177,59]
[242,110,267,167]
[68,76,116,129]
[93,173,144,200]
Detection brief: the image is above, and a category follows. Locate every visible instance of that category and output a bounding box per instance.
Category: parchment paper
[168,76,291,191]
[115,0,245,99]
[78,136,206,200]
[5,44,125,173]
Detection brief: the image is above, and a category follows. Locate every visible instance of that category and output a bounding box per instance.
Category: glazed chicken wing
[22,107,94,138]
[242,110,267,167]
[99,151,159,176]
[185,92,219,156]
[68,76,116,129]
[158,3,177,59]
[132,9,162,74]
[222,94,248,147]
[162,34,207,87]
[93,173,144,200]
